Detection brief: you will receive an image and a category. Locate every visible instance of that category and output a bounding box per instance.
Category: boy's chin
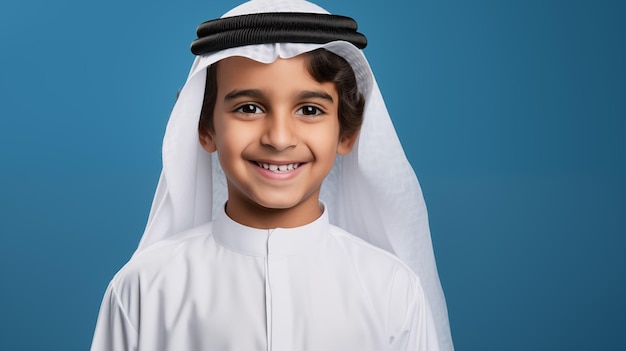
[253,196,317,212]
[232,193,323,227]
[245,188,321,212]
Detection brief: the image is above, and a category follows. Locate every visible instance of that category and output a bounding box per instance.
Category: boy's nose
[261,112,298,151]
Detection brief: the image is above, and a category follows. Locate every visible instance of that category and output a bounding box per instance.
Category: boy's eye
[296,105,323,116]
[236,104,263,114]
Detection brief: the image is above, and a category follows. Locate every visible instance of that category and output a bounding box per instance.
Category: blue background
[1,0,624,350]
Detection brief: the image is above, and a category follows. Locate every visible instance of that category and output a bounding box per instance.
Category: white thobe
[91,207,440,351]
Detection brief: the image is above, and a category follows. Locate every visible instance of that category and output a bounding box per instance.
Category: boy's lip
[251,160,305,170]
[252,159,305,166]
[252,158,306,164]
[249,160,307,178]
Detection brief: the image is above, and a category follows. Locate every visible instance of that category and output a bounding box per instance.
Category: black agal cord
[191,12,367,55]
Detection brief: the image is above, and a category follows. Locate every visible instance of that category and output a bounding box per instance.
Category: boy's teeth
[257,162,300,172]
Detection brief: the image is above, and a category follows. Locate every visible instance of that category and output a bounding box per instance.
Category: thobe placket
[265,229,293,351]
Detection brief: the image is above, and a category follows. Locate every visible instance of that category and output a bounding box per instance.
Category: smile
[255,162,301,172]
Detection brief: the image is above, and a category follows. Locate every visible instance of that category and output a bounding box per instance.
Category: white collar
[212,203,330,257]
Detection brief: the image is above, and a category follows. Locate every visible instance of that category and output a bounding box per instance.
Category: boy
[91,0,453,350]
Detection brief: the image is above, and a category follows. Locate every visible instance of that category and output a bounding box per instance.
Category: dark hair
[198,48,365,137]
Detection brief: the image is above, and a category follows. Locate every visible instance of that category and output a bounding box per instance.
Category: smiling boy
[91,1,453,350]
[199,54,357,229]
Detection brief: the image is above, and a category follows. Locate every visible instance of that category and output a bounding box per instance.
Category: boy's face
[199,55,358,228]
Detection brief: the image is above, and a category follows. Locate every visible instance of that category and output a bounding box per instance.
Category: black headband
[190,12,367,56]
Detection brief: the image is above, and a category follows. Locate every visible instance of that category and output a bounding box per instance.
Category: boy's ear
[199,130,217,153]
[336,131,359,156]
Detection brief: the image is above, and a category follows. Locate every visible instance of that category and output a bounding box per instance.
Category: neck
[224,195,323,229]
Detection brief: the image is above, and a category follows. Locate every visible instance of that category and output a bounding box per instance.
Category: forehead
[214,55,334,95]
[218,55,307,75]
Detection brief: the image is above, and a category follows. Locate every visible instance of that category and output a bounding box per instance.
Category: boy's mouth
[254,161,301,172]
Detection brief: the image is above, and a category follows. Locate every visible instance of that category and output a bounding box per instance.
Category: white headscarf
[136,0,453,349]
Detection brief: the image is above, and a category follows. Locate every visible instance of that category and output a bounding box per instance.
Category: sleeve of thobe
[389,269,441,351]
[91,283,139,351]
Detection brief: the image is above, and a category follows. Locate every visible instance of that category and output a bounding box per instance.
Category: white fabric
[109,0,452,349]
[92,206,440,351]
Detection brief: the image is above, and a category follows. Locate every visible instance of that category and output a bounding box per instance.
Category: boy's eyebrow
[223,89,334,103]
[224,89,265,101]
[296,90,334,103]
